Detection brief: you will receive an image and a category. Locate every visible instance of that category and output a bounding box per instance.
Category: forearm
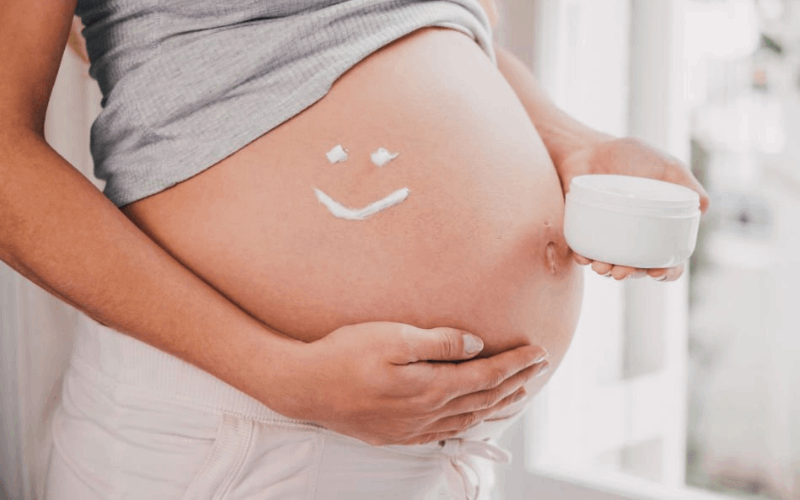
[494,44,611,168]
[0,129,303,411]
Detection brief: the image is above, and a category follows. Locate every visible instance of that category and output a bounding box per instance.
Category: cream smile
[314,187,410,221]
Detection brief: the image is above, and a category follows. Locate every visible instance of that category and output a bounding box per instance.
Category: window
[493,1,796,498]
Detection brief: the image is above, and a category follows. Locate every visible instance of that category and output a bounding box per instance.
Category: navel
[545,241,558,276]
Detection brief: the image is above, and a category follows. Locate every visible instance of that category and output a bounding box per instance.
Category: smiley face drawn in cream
[315,145,409,221]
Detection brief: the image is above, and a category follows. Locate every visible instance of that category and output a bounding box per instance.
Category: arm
[494,45,610,170]
[0,0,305,411]
[479,1,604,173]
[1,0,547,445]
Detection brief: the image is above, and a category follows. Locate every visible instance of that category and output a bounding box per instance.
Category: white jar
[563,174,701,268]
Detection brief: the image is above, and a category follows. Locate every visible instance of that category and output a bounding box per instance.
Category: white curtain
[0,48,102,500]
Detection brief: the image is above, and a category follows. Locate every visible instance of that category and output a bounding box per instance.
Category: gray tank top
[74,0,496,207]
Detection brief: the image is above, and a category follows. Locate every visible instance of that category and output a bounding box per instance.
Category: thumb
[688,178,710,215]
[393,326,484,364]
[672,168,710,215]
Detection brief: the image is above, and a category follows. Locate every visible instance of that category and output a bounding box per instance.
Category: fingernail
[463,334,484,355]
[512,389,527,403]
[654,274,668,282]
[533,350,550,364]
[602,271,612,277]
[535,362,551,377]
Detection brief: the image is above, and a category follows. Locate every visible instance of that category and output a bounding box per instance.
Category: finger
[436,345,549,400]
[423,386,529,436]
[438,361,549,418]
[680,180,710,215]
[647,263,684,282]
[698,189,710,214]
[682,174,710,214]
[573,253,592,266]
[646,267,669,281]
[591,261,613,276]
[610,265,638,280]
[661,263,685,282]
[666,165,710,214]
[392,325,485,364]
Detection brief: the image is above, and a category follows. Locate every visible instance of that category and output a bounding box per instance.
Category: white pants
[45,318,519,500]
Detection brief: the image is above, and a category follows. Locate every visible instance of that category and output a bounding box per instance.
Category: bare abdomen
[122,27,583,393]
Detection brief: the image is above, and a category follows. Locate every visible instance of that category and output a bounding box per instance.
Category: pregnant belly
[122,27,584,385]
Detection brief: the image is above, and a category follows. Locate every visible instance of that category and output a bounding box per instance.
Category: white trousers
[45,318,519,500]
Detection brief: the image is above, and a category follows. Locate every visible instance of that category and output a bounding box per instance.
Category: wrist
[543,124,613,174]
[222,321,313,418]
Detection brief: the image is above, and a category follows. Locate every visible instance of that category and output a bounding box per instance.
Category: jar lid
[568,174,700,215]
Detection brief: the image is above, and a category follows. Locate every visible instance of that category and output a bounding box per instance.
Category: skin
[1,0,708,451]
[66,3,708,277]
[0,0,547,449]
[67,3,709,281]
[119,24,581,413]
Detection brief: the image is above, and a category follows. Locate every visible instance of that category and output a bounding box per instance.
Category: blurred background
[493,0,800,499]
[0,0,798,499]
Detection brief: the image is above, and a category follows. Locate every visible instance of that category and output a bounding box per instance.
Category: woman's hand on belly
[272,321,550,446]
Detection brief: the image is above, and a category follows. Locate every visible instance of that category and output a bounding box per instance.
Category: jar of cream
[563,174,701,268]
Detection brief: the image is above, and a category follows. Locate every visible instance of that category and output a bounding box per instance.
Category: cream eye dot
[326,144,349,163]
[371,147,399,167]
[563,174,701,268]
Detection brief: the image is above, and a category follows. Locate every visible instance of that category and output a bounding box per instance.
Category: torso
[121,27,583,395]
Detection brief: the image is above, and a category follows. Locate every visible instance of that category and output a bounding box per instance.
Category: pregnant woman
[0,0,708,498]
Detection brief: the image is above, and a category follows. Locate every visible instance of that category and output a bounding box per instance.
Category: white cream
[371,147,399,167]
[326,144,349,164]
[314,187,410,221]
